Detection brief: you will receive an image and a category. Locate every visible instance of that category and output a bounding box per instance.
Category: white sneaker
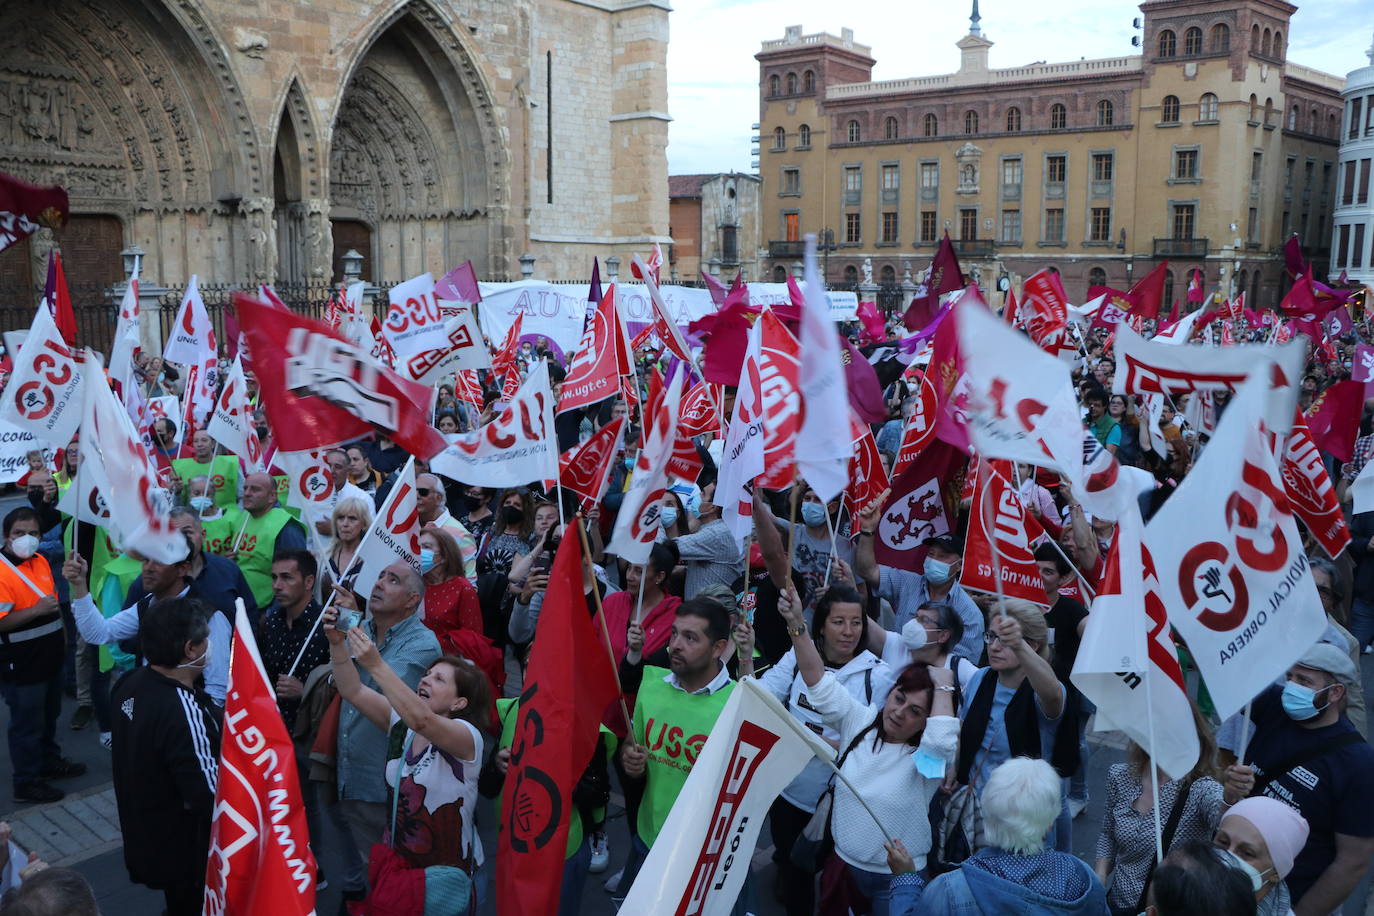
[1068,797,1088,819]
[589,831,610,874]
[603,867,623,893]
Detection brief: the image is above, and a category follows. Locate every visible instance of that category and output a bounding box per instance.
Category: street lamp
[341,249,364,282]
[121,245,144,280]
[819,228,837,283]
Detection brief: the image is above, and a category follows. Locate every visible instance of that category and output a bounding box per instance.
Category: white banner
[384,273,448,357]
[207,356,265,473]
[396,303,491,388]
[0,420,55,485]
[0,304,83,447]
[352,456,421,596]
[429,361,558,488]
[473,281,859,356]
[1143,378,1327,721]
[620,678,824,916]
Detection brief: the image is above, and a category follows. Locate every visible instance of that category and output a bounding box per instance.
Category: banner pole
[822,510,838,590]
[1145,665,1165,863]
[785,478,802,576]
[575,514,636,744]
[285,590,337,681]
[229,512,253,555]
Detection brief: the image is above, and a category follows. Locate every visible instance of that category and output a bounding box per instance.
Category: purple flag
[1353,344,1374,384]
[588,258,602,304]
[436,261,482,303]
[701,270,728,307]
[1324,307,1353,339]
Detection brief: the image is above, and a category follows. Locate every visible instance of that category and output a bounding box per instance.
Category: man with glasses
[415,472,476,578]
[1309,556,1366,738]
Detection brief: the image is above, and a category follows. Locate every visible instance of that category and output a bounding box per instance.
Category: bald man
[415,472,476,578]
[225,473,307,608]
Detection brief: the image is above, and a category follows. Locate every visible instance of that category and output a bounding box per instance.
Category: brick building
[756,1,1345,308]
[668,172,763,282]
[0,0,671,293]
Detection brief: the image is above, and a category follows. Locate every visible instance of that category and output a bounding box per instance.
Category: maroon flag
[928,302,971,453]
[238,294,446,458]
[701,270,729,307]
[1126,261,1169,320]
[0,173,68,253]
[1304,380,1363,463]
[873,436,965,570]
[1283,235,1305,277]
[1088,286,1133,332]
[1186,268,1205,304]
[436,261,482,303]
[904,233,962,331]
[559,416,625,513]
[43,251,77,346]
[498,527,620,916]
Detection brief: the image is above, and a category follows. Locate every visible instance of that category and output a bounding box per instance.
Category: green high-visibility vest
[224,506,295,607]
[172,455,240,511]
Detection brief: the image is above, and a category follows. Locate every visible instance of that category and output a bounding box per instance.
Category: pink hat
[1223,797,1310,879]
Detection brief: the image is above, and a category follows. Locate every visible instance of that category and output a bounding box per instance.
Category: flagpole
[785,477,802,575]
[180,364,198,438]
[574,514,637,744]
[982,460,1008,615]
[1145,665,1165,863]
[822,510,838,590]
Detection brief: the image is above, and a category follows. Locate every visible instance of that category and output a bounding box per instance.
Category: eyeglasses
[416,488,433,497]
[984,633,1003,645]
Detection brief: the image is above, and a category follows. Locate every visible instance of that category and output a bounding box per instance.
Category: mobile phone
[336,610,362,633]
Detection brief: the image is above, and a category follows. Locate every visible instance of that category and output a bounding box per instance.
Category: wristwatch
[787,623,808,637]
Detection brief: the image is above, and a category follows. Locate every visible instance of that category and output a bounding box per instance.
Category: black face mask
[503,506,525,526]
[464,494,484,511]
[255,426,269,440]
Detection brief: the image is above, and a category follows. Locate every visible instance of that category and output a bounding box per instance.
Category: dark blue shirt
[125,552,257,625]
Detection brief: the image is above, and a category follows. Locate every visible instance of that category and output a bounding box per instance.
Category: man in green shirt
[171,430,240,512]
[225,473,307,608]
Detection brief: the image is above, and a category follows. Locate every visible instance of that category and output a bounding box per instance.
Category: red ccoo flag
[204,601,316,916]
[498,523,620,916]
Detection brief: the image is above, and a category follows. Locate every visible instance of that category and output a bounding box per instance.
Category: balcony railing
[1153,237,1209,257]
[952,239,996,258]
[768,240,806,259]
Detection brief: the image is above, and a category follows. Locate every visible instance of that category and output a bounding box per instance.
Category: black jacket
[110,666,223,889]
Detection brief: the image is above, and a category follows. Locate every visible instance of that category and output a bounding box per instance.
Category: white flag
[429,361,558,488]
[275,448,369,532]
[55,446,113,528]
[606,367,683,566]
[109,268,141,389]
[383,273,448,356]
[207,356,265,473]
[1144,378,1327,720]
[1072,503,1200,780]
[717,317,765,546]
[352,456,421,596]
[1353,455,1374,515]
[795,235,850,503]
[397,306,492,386]
[0,303,83,447]
[620,678,826,916]
[162,276,219,429]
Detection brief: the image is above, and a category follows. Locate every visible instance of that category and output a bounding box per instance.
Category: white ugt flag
[207,356,265,473]
[1143,377,1326,721]
[795,235,850,503]
[605,367,683,566]
[717,317,765,547]
[351,457,422,597]
[163,275,218,429]
[620,678,828,916]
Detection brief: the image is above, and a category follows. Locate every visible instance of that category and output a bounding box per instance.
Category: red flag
[1088,286,1132,332]
[498,527,620,915]
[0,172,68,253]
[1303,380,1364,462]
[1022,269,1069,348]
[324,288,342,329]
[928,304,971,453]
[892,369,939,476]
[904,232,962,331]
[491,313,525,395]
[856,298,886,344]
[636,257,694,365]
[1187,268,1205,304]
[755,310,802,489]
[646,371,704,482]
[1283,413,1351,558]
[1283,235,1305,277]
[559,285,620,414]
[1226,292,1245,321]
[629,322,659,353]
[1001,287,1020,326]
[237,293,447,458]
[679,381,723,437]
[845,416,888,522]
[455,370,484,409]
[1126,261,1169,320]
[204,604,316,916]
[873,436,965,570]
[559,417,626,512]
[960,461,1050,606]
[43,251,77,345]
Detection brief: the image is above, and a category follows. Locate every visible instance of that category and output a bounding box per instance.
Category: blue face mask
[419,549,436,574]
[1281,681,1332,721]
[623,455,635,469]
[189,495,213,513]
[660,506,678,529]
[923,557,954,585]
[800,502,827,528]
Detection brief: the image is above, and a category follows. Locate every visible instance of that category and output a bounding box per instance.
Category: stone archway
[329,3,509,283]
[272,78,328,285]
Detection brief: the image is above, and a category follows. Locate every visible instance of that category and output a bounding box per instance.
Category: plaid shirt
[1342,434,1374,481]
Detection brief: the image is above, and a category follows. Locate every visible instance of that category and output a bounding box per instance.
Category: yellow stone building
[756,1,1344,308]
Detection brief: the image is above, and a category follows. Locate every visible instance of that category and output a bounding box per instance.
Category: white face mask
[1221,848,1272,893]
[177,638,211,670]
[9,534,38,559]
[901,617,929,651]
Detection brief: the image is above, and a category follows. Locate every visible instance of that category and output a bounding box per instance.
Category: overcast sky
[665,0,1374,175]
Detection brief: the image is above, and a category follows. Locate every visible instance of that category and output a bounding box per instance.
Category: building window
[1174,149,1198,179]
[1273,30,1283,58]
[1287,157,1297,188]
[1351,98,1365,140]
[1246,207,1259,243]
[1198,93,1218,121]
[845,212,862,243]
[786,72,797,94]
[1337,224,1351,268]
[1360,159,1372,204]
[1288,106,1298,131]
[773,265,787,282]
[882,164,899,189]
[1089,267,1107,287]
[1044,208,1065,242]
[1090,207,1112,242]
[1264,97,1274,126]
[1162,95,1181,123]
[845,166,862,192]
[1172,203,1196,239]
[1158,29,1177,57]
[1304,160,1315,188]
[844,265,859,283]
[769,74,780,96]
[1210,23,1230,52]
[1251,152,1263,181]
[784,212,800,241]
[923,113,938,137]
[798,124,811,147]
[1050,104,1067,130]
[803,70,815,93]
[772,126,786,150]
[1092,153,1114,181]
[1354,224,1368,268]
[1000,209,1022,243]
[881,265,897,283]
[1097,99,1114,127]
[1163,271,1176,310]
[964,110,979,134]
[1002,158,1023,186]
[1342,160,1356,204]
[1046,155,1067,183]
[882,212,899,243]
[722,226,738,263]
[920,211,938,242]
[781,168,800,194]
[1184,27,1203,55]
[847,120,862,143]
[885,116,899,140]
[1262,28,1271,57]
[1249,94,1259,122]
[1006,107,1022,132]
[920,162,939,189]
[959,208,978,240]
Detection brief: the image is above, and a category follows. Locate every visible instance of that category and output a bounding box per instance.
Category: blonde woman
[325,496,373,593]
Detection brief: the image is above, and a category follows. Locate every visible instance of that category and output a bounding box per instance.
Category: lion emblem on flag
[879,479,949,551]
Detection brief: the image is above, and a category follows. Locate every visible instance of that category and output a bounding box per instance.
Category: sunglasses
[416,488,433,497]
